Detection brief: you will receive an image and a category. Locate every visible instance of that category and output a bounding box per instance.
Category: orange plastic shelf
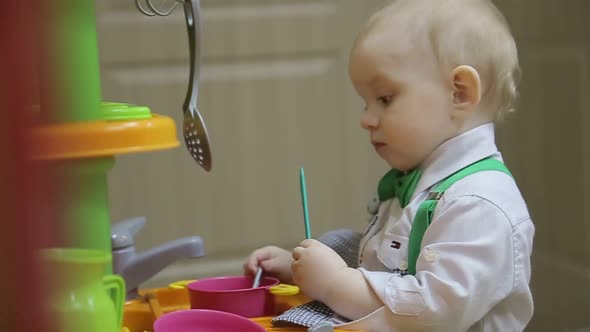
[29,114,180,160]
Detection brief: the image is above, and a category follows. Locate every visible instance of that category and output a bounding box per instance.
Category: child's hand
[243,246,294,284]
[292,239,347,302]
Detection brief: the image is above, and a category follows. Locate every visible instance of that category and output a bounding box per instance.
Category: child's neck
[454,106,496,136]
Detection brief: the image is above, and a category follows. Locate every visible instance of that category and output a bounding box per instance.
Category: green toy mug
[41,248,125,332]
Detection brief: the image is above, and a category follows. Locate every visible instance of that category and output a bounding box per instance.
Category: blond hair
[361,0,520,120]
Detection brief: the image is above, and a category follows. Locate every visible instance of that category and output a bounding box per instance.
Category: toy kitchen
[21,0,363,331]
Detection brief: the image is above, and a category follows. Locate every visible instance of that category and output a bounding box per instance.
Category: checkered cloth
[271,300,337,328]
[272,229,362,328]
[317,229,362,268]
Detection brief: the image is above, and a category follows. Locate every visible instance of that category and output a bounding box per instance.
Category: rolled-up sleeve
[359,194,515,331]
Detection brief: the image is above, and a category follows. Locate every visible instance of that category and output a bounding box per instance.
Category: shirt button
[425,249,438,262]
[367,192,380,215]
[399,260,408,270]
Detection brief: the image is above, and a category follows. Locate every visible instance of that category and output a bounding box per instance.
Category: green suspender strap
[406,158,513,275]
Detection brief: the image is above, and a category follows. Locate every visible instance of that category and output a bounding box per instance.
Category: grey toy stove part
[111,217,205,299]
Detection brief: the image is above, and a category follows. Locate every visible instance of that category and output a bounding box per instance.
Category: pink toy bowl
[187,276,280,318]
[153,309,266,332]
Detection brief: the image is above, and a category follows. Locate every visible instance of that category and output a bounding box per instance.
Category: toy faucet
[111,217,205,299]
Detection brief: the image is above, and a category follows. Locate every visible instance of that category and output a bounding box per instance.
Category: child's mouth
[372,142,386,151]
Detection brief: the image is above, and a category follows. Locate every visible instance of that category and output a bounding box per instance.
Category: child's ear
[450,65,481,110]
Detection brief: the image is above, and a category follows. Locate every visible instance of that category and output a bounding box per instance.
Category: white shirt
[336,124,534,332]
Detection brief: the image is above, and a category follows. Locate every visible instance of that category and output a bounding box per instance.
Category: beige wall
[97,1,590,331]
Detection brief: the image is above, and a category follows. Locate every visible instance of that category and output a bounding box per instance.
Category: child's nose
[360,111,379,130]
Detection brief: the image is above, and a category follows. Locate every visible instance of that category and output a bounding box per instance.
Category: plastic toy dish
[187,276,280,318]
[153,309,266,332]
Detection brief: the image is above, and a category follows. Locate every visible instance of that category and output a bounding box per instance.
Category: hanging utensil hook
[135,0,181,17]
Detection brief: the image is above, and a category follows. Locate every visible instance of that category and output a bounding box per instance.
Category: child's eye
[377,95,393,106]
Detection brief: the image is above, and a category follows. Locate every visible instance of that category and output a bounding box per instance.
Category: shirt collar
[413,122,500,197]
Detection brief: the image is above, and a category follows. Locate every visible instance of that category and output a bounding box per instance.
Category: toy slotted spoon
[182,0,212,171]
[134,0,212,171]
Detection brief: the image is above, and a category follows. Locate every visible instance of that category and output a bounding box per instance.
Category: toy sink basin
[123,286,360,332]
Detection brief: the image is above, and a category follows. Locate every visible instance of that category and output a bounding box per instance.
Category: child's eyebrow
[369,74,400,90]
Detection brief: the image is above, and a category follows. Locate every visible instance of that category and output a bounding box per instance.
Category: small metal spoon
[252,266,263,288]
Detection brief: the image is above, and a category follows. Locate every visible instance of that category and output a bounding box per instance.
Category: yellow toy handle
[168,279,196,290]
[167,279,299,296]
[269,284,300,296]
[104,274,126,328]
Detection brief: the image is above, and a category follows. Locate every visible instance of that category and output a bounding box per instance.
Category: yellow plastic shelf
[124,287,362,332]
[29,114,180,160]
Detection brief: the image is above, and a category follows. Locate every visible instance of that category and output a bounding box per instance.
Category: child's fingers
[243,252,263,275]
[243,258,257,275]
[260,256,286,273]
[244,247,275,274]
[298,238,319,248]
[292,246,304,260]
